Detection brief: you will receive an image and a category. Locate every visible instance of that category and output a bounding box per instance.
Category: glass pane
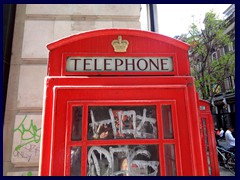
[162,105,174,139]
[164,144,177,176]
[70,147,81,176]
[72,106,82,140]
[88,106,157,140]
[202,118,207,126]
[201,118,212,175]
[87,145,160,176]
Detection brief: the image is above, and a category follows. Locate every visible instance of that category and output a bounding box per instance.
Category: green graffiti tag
[27,171,33,176]
[14,115,41,151]
[21,171,33,176]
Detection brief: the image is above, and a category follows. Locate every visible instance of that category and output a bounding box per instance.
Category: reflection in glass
[162,105,174,139]
[201,118,212,175]
[88,106,157,140]
[164,144,177,176]
[71,106,82,141]
[70,147,81,176]
[87,145,160,176]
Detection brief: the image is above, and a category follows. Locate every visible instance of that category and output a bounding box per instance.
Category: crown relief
[111,35,129,52]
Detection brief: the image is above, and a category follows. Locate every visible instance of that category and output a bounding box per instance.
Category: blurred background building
[174,4,235,132]
[209,4,235,131]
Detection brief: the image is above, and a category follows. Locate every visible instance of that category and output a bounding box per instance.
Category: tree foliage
[186,11,235,100]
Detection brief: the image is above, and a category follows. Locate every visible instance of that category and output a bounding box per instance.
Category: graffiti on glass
[87,145,159,176]
[88,106,157,139]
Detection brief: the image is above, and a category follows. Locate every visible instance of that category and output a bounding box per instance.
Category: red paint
[40,29,218,176]
[198,99,220,176]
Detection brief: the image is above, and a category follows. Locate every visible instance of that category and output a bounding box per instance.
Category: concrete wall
[3,4,141,176]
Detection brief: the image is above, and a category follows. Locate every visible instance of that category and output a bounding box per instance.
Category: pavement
[219,165,235,176]
[218,139,235,176]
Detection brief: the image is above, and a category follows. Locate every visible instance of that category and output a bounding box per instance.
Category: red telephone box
[39,29,213,176]
[198,99,220,176]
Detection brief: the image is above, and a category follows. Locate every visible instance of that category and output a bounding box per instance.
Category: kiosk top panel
[47,29,190,76]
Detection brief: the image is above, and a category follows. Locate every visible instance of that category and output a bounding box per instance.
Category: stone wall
[3,4,141,176]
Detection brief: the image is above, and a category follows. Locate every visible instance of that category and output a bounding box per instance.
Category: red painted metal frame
[39,76,206,176]
[39,29,213,176]
[198,100,220,176]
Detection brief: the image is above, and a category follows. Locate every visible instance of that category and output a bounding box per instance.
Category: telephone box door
[199,100,220,176]
[41,76,204,176]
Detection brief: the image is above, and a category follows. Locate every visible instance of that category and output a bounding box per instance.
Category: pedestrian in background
[215,128,220,146]
[219,128,224,140]
[225,126,235,152]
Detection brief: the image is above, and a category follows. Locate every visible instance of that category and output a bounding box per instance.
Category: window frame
[64,100,179,176]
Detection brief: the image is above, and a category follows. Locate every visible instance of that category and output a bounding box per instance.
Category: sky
[140,4,232,38]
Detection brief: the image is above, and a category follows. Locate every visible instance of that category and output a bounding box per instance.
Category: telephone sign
[66,57,173,72]
[39,29,219,176]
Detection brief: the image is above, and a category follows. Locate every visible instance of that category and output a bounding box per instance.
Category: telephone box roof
[47,28,189,51]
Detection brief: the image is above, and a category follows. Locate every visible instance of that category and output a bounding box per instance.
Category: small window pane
[162,105,174,139]
[164,144,177,176]
[72,106,82,141]
[201,118,212,175]
[71,147,81,176]
[88,106,157,140]
[87,145,160,176]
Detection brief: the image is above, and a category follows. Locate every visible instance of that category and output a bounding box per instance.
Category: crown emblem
[111,35,129,52]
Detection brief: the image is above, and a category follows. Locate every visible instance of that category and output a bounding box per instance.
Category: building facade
[174,4,235,132]
[211,4,235,131]
[3,4,142,176]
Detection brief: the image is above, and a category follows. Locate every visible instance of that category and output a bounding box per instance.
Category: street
[219,165,235,176]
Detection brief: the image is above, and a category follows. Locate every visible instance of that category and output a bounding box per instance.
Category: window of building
[217,49,221,59]
[224,45,229,54]
[220,47,225,56]
[224,76,235,91]
[224,42,234,54]
[232,40,235,51]
[211,52,218,61]
[229,41,234,52]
